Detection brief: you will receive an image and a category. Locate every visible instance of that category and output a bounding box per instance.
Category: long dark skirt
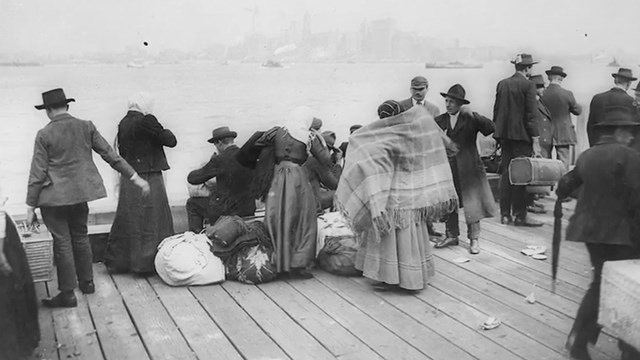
[0,214,40,360]
[265,162,317,272]
[105,172,174,273]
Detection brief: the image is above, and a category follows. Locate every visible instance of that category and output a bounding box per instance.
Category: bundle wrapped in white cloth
[155,232,225,286]
[316,212,354,256]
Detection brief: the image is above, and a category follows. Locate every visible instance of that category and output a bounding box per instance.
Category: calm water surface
[0,61,619,212]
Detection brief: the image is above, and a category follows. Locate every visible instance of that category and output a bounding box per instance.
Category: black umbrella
[551,196,563,293]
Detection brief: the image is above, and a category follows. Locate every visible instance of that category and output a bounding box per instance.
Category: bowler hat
[440,84,470,104]
[411,76,429,88]
[510,53,538,66]
[207,126,237,143]
[34,88,75,110]
[612,68,637,81]
[545,66,567,78]
[594,106,640,127]
[529,74,545,88]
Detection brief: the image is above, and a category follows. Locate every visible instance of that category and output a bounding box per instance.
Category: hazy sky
[2,0,639,55]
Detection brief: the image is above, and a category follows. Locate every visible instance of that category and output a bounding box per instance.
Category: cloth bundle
[155,232,225,286]
[223,221,277,284]
[205,215,248,247]
[335,106,459,241]
[205,217,276,284]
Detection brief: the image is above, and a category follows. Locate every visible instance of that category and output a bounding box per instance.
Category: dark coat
[117,111,176,173]
[188,145,256,218]
[27,113,136,207]
[435,111,496,223]
[492,73,539,142]
[303,155,342,213]
[556,137,640,246]
[536,98,553,150]
[587,87,634,146]
[541,83,581,145]
[398,97,440,118]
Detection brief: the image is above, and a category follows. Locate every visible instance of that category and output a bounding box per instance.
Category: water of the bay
[0,60,620,212]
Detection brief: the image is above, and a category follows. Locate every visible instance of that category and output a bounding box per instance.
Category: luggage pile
[155,216,277,286]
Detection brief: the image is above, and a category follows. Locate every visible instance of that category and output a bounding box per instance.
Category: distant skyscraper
[369,19,394,58]
[302,12,311,42]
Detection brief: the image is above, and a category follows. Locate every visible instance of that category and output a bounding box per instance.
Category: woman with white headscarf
[104,92,177,274]
[254,106,332,279]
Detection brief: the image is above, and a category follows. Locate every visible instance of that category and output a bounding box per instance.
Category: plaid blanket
[335,106,458,241]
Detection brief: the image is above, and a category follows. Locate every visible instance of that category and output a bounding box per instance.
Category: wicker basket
[599,259,640,350]
[21,236,54,283]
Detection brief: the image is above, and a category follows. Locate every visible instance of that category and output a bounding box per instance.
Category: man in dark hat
[186,126,255,232]
[555,106,640,360]
[493,53,543,227]
[433,85,496,254]
[587,68,636,146]
[26,88,150,308]
[398,76,441,118]
[542,66,582,170]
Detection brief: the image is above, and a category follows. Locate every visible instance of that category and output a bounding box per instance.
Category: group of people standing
[3,52,640,359]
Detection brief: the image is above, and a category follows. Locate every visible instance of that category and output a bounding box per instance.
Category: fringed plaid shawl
[335,106,459,242]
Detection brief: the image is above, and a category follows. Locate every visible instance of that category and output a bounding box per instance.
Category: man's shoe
[79,280,95,294]
[500,215,513,225]
[469,239,480,254]
[434,237,459,249]
[514,218,544,227]
[42,291,77,308]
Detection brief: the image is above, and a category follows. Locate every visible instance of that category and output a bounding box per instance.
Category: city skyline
[2,0,640,61]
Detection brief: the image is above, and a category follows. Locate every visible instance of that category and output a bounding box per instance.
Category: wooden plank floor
[29,198,623,360]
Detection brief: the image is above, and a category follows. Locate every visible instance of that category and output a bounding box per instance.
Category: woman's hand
[131,174,151,197]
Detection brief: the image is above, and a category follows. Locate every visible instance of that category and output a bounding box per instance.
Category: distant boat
[0,61,42,67]
[126,60,148,68]
[261,59,282,68]
[607,58,620,67]
[425,61,483,69]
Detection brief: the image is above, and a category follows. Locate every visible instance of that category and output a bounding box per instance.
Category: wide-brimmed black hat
[545,65,567,78]
[34,88,75,110]
[612,68,637,81]
[510,53,538,66]
[594,106,640,127]
[207,126,237,143]
[530,74,545,88]
[440,84,470,104]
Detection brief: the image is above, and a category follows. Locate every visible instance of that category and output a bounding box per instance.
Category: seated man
[186,127,255,232]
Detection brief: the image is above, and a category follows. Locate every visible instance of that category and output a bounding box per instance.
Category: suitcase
[599,259,640,351]
[508,157,564,186]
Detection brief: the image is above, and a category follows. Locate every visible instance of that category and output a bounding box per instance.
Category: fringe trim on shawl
[336,197,459,243]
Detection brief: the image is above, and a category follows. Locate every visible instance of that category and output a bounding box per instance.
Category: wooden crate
[21,235,54,283]
[599,259,640,350]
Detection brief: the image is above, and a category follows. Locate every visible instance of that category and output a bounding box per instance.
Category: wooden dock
[28,196,622,360]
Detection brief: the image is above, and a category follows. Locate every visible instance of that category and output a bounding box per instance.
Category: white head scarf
[128,92,155,115]
[284,106,315,145]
